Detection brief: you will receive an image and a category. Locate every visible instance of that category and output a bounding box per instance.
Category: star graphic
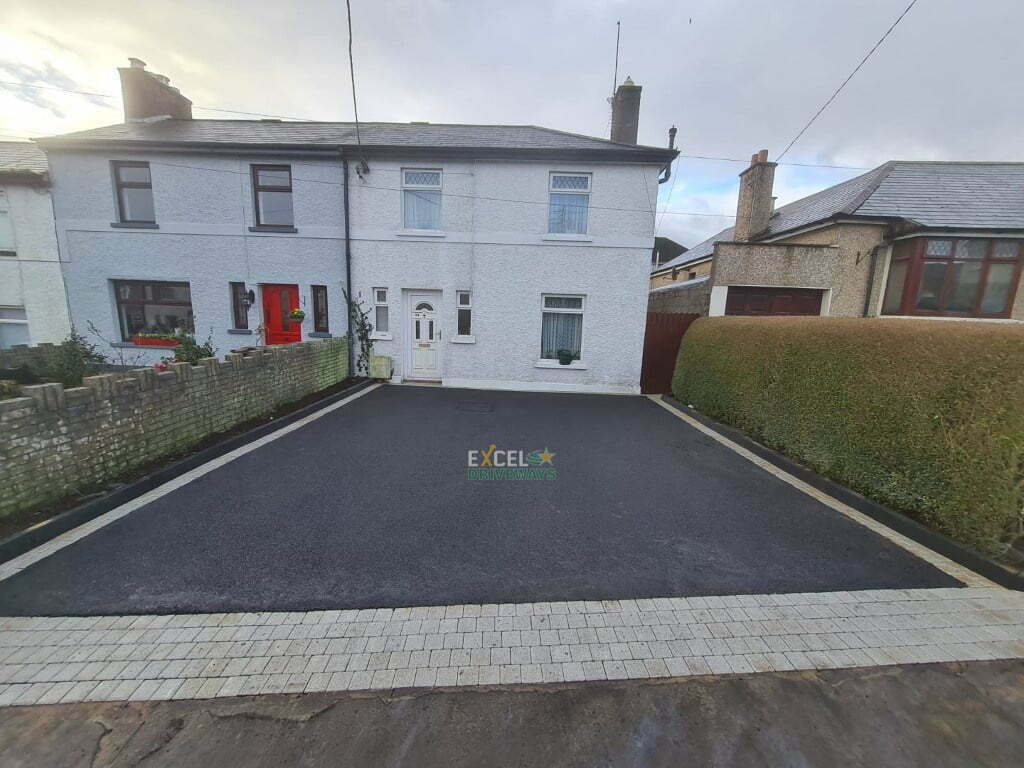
[537,447,555,465]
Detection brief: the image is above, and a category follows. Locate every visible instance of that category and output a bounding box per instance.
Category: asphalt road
[0,385,958,615]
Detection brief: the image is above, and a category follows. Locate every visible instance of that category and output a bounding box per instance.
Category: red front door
[261,284,301,345]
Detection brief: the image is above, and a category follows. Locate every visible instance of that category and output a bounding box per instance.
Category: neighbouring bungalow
[649,150,1024,320]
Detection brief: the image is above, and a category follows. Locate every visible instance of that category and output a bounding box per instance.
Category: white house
[0,142,72,348]
[40,60,676,392]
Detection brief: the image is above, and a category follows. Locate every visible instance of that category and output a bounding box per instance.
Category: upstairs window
[402,169,442,230]
[373,288,389,334]
[541,294,584,361]
[457,291,472,336]
[251,165,294,227]
[112,161,155,224]
[548,173,590,234]
[312,285,329,333]
[882,237,1022,318]
[0,191,14,256]
[114,280,194,341]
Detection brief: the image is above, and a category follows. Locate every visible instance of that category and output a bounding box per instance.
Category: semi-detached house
[39,60,676,393]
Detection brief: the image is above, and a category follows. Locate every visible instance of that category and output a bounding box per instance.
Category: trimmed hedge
[672,317,1024,556]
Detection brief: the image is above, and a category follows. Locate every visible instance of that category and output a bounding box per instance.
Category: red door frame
[261,284,301,345]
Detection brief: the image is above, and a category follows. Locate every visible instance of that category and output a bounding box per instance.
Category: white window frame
[0,305,31,348]
[547,172,592,236]
[453,290,474,343]
[400,168,443,232]
[537,293,586,367]
[371,287,391,340]
[0,190,15,256]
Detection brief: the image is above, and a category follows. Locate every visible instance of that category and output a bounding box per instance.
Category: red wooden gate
[640,312,699,394]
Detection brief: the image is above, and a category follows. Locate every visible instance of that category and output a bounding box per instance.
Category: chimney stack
[118,58,192,122]
[733,149,777,241]
[610,76,642,144]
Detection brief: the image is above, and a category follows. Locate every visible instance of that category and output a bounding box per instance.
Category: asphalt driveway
[0,385,958,615]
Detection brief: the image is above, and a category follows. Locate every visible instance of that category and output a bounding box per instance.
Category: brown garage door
[725,286,824,316]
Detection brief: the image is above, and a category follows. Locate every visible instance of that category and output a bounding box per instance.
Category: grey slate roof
[653,161,1024,274]
[0,141,48,177]
[38,120,676,161]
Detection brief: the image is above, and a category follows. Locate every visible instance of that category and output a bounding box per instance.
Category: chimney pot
[610,77,643,144]
[734,148,777,241]
[118,59,192,122]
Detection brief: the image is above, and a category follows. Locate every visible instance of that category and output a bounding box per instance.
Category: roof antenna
[612,20,621,96]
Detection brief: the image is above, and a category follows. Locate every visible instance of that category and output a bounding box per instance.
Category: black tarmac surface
[0,386,958,615]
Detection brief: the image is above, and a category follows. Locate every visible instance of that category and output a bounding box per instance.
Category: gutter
[341,152,354,376]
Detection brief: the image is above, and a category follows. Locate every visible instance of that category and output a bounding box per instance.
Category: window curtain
[548,194,589,234]
[404,190,441,229]
[541,312,582,358]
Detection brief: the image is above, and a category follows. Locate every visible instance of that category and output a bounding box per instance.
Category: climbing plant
[343,288,374,376]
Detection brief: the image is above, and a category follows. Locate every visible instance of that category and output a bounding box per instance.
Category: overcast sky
[3,0,1022,247]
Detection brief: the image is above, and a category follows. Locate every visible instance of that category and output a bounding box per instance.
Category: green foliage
[166,330,217,365]
[343,288,374,376]
[672,317,1024,556]
[45,329,108,387]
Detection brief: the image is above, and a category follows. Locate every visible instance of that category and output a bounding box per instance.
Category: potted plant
[556,348,575,366]
[131,332,181,347]
[288,308,306,323]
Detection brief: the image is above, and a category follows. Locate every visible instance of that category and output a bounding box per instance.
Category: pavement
[1,660,1022,767]
[0,385,958,617]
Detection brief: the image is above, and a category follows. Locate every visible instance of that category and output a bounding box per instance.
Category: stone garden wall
[0,339,348,519]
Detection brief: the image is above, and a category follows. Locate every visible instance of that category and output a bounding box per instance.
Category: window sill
[110,341,170,349]
[248,225,298,233]
[535,359,588,370]
[543,233,592,242]
[881,314,1022,324]
[110,222,159,230]
[227,328,253,335]
[396,229,446,238]
[370,332,393,340]
[450,335,475,344]
[0,250,17,258]
[307,331,332,338]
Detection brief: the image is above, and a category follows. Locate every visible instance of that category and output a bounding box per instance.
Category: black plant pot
[557,350,574,365]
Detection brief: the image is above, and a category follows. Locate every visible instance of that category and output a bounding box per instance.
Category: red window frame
[882,237,1022,319]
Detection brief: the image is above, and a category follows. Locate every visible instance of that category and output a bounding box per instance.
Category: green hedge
[672,317,1024,556]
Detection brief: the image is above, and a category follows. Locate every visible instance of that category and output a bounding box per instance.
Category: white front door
[407,293,441,379]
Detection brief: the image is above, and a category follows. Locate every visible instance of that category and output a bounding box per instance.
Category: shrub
[165,331,217,366]
[672,317,1024,556]
[47,329,108,386]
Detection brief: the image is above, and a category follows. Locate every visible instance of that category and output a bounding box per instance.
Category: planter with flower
[288,308,306,324]
[131,332,181,347]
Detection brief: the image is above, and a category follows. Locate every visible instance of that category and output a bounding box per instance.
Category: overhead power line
[0,79,313,122]
[0,139,737,218]
[776,0,918,161]
[345,0,369,172]
[1,80,874,171]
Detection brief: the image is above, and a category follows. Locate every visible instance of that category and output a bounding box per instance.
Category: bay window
[881,237,1021,318]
